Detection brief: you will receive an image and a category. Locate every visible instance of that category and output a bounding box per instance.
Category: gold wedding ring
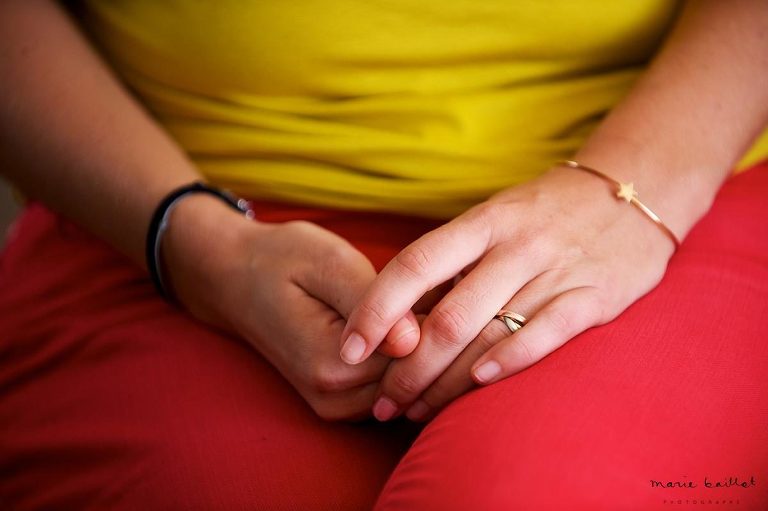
[494,310,527,334]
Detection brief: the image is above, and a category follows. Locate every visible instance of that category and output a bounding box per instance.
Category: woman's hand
[341,164,679,421]
[160,195,420,421]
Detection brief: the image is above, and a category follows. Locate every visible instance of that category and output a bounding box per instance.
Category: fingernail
[473,360,502,384]
[373,395,398,422]
[340,332,366,364]
[405,400,431,422]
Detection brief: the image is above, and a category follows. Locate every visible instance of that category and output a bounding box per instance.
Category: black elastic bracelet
[145,182,254,301]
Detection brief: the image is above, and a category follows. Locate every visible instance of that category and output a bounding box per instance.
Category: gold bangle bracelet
[557,159,681,250]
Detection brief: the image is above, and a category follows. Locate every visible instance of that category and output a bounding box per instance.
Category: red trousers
[1,163,767,511]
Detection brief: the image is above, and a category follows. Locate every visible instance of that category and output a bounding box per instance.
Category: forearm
[573,0,768,241]
[0,0,228,265]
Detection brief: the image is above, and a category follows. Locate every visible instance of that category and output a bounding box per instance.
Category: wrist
[160,193,267,328]
[535,163,677,258]
[572,134,723,241]
[556,159,682,250]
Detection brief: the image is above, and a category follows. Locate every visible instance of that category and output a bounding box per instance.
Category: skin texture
[341,0,768,421]
[1,1,767,422]
[162,197,423,420]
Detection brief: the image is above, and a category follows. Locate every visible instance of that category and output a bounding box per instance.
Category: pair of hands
[167,165,675,422]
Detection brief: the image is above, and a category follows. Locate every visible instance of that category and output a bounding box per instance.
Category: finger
[370,248,546,419]
[375,281,454,358]
[376,312,420,358]
[297,239,422,360]
[471,286,605,385]
[378,254,515,360]
[283,281,390,390]
[403,268,572,421]
[404,318,510,422]
[300,239,377,318]
[341,216,492,364]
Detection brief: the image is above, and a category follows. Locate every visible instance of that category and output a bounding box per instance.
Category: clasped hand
[170,167,675,423]
[341,166,676,422]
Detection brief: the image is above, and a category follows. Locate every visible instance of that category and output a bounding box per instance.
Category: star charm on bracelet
[616,181,637,202]
[558,159,681,250]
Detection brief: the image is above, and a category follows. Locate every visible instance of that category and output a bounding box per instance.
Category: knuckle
[323,241,355,266]
[521,231,552,258]
[428,302,471,349]
[283,219,319,236]
[512,337,538,366]
[393,244,432,278]
[388,369,422,399]
[584,288,613,324]
[560,242,589,263]
[320,242,367,281]
[358,297,391,326]
[465,202,504,241]
[544,307,572,335]
[306,364,349,393]
[465,201,496,226]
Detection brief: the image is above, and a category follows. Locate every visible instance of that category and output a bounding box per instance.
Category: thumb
[298,238,420,360]
[376,311,420,358]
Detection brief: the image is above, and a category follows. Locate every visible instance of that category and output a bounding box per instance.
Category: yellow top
[74,1,768,218]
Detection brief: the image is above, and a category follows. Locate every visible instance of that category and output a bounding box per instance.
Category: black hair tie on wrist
[145,181,254,301]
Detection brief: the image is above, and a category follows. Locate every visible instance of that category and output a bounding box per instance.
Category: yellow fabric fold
[74,1,765,217]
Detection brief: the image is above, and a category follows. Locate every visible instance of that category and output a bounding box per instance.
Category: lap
[0,203,431,510]
[2,163,766,510]
[375,162,768,511]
